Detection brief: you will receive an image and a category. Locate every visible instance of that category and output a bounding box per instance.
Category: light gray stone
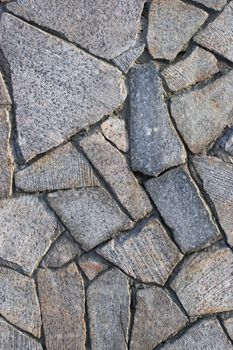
[48,187,133,251]
[0,14,127,161]
[192,0,227,10]
[80,131,152,221]
[37,263,86,350]
[15,142,99,192]
[130,287,188,350]
[145,166,220,253]
[0,72,11,107]
[98,217,182,285]
[79,251,110,280]
[129,63,186,176]
[112,43,145,74]
[0,195,62,275]
[195,2,233,63]
[0,267,41,337]
[171,70,233,153]
[147,0,208,60]
[87,268,130,350]
[221,313,233,341]
[101,115,129,153]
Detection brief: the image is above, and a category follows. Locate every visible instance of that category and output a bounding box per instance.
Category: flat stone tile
[192,0,227,10]
[221,312,233,341]
[0,72,11,107]
[101,115,129,153]
[112,43,145,74]
[78,252,110,280]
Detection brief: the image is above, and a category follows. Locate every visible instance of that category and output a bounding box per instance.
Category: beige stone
[0,72,11,107]
[78,252,109,280]
[101,115,129,152]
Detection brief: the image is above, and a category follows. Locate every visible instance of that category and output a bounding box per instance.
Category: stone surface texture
[221,313,233,341]
[78,252,110,281]
[101,115,129,152]
[192,0,227,10]
[212,126,233,162]
[0,72,11,107]
[112,43,145,74]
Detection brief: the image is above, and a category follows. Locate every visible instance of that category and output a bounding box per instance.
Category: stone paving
[0,0,233,349]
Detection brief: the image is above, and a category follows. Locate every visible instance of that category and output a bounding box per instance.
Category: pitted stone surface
[0,72,11,107]
[112,43,145,74]
[78,252,110,281]
[192,0,227,11]
[101,115,129,153]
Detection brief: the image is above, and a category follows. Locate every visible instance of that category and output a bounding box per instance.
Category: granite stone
[101,115,129,153]
[221,313,233,341]
[0,72,11,107]
[212,126,233,163]
[112,43,145,74]
[78,252,110,281]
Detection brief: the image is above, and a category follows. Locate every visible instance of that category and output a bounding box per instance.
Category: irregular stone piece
[195,3,233,63]
[0,14,127,161]
[15,142,99,192]
[145,166,220,253]
[221,313,233,341]
[129,63,186,175]
[171,246,233,316]
[79,251,110,280]
[0,317,43,350]
[162,46,219,92]
[80,131,152,221]
[98,217,182,284]
[48,187,133,251]
[161,318,232,350]
[112,43,145,74]
[0,72,11,106]
[0,195,62,275]
[192,0,227,11]
[147,0,208,60]
[0,267,41,337]
[130,287,188,350]
[87,268,130,350]
[193,156,233,246]
[171,70,233,153]
[7,0,144,60]
[212,126,233,162]
[37,263,86,350]
[101,115,129,152]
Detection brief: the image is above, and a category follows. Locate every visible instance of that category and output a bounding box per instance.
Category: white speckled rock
[101,115,129,152]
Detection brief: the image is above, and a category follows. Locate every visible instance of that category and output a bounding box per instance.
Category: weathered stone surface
[130,287,188,350]
[145,166,220,253]
[162,46,219,92]
[112,43,145,74]
[147,0,208,60]
[80,131,152,220]
[87,268,130,350]
[37,263,86,350]
[0,14,127,161]
[0,317,43,350]
[129,63,186,176]
[171,70,233,153]
[101,115,129,153]
[79,251,110,280]
[0,267,41,337]
[212,126,233,163]
[48,187,133,251]
[98,217,182,284]
[192,0,227,11]
[0,195,62,275]
[15,142,99,192]
[0,72,11,106]
[161,318,232,350]
[193,156,233,246]
[195,3,233,62]
[171,246,233,316]
[221,313,233,341]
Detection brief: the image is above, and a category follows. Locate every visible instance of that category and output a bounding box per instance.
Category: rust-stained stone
[37,263,86,350]
[221,312,233,341]
[101,115,129,153]
[78,251,110,281]
[0,72,11,107]
[192,0,227,11]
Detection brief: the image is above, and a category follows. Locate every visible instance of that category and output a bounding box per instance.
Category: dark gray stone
[212,126,233,163]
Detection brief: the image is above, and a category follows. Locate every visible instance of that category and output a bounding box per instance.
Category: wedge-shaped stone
[221,313,233,341]
[101,115,129,153]
[79,252,110,281]
[171,70,233,153]
[212,127,233,163]
[130,287,188,350]
[87,268,130,350]
[0,195,61,275]
[80,131,152,220]
[147,0,208,60]
[15,142,99,192]
[98,217,182,284]
[145,166,220,253]
[0,72,11,107]
[0,14,126,161]
[192,0,227,11]
[37,263,85,350]
[195,3,233,62]
[48,187,132,251]
[129,63,186,175]
[112,43,145,74]
[0,267,41,337]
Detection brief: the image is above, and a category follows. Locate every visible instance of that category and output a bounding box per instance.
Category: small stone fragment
[212,126,233,162]
[192,0,227,11]
[15,142,99,192]
[87,268,130,350]
[130,287,188,350]
[129,63,186,175]
[195,2,233,63]
[171,70,233,153]
[0,72,11,106]
[98,217,182,284]
[162,46,219,92]
[145,166,220,253]
[147,0,208,60]
[0,267,41,337]
[0,195,62,275]
[80,131,152,221]
[48,187,133,251]
[171,245,233,316]
[112,43,145,74]
[79,251,110,280]
[221,313,233,341]
[37,263,86,350]
[101,115,129,152]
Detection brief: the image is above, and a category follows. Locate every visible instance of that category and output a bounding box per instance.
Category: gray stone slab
[145,166,220,253]
[78,252,110,281]
[147,0,208,60]
[80,131,152,221]
[112,43,145,74]
[101,115,129,153]
[221,313,233,341]
[129,63,186,176]
[0,14,127,161]
[171,70,233,153]
[0,72,11,107]
[98,217,182,285]
[192,0,227,10]
[87,268,130,350]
